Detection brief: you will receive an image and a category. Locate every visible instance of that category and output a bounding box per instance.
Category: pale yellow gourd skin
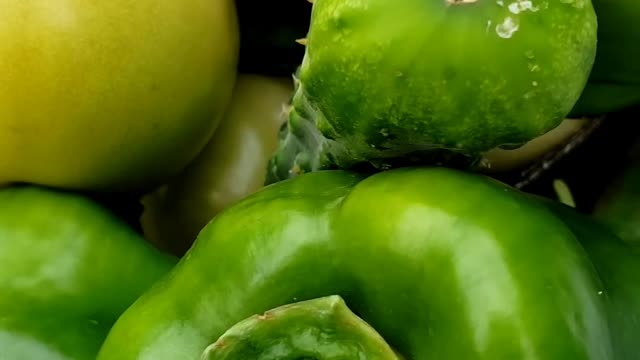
[0,0,239,191]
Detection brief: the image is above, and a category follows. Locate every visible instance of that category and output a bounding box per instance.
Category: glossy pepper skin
[0,185,177,359]
[98,167,638,359]
[544,199,640,360]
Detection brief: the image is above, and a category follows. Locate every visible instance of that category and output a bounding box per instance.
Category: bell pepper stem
[201,295,400,360]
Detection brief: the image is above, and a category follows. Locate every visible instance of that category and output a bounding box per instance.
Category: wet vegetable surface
[267,0,598,183]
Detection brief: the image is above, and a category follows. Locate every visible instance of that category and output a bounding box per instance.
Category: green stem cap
[201,296,400,360]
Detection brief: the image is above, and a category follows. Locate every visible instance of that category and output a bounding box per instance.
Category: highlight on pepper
[1,0,639,359]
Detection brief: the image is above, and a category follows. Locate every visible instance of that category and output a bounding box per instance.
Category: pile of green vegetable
[1,0,639,359]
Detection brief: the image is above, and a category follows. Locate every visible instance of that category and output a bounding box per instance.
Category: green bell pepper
[543,199,640,360]
[97,167,639,359]
[0,185,177,359]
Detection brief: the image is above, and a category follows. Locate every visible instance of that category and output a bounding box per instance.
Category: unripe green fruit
[0,0,239,191]
[267,0,597,183]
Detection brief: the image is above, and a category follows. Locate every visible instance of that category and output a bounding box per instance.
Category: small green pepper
[0,185,177,359]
